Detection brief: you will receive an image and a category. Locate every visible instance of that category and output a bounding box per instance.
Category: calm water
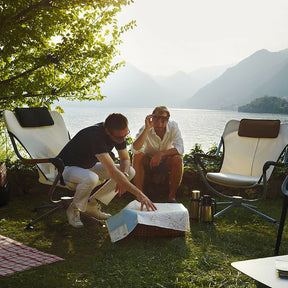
[59,105,288,155]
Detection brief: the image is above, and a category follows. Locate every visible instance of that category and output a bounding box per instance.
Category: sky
[116,0,288,76]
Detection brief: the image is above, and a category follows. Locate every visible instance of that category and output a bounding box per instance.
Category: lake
[59,105,288,155]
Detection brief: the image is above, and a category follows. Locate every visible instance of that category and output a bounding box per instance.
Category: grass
[0,172,288,287]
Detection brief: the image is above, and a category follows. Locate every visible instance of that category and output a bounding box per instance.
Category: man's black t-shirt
[57,123,126,169]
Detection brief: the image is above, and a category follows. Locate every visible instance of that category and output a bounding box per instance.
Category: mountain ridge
[100,63,228,107]
[185,48,288,110]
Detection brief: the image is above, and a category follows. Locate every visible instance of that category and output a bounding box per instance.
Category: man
[57,113,157,228]
[132,106,184,203]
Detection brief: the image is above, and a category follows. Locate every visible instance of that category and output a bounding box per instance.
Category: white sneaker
[66,204,84,228]
[85,202,112,220]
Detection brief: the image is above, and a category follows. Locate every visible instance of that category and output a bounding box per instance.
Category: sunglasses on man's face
[152,115,169,122]
[109,129,130,141]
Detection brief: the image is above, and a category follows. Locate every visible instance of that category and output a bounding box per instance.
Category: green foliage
[0,0,135,110]
[5,158,36,172]
[183,143,203,172]
[0,122,11,162]
[183,143,222,173]
[238,95,288,114]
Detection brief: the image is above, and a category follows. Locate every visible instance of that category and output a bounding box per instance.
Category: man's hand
[149,152,163,168]
[115,184,126,197]
[137,193,157,211]
[145,115,153,129]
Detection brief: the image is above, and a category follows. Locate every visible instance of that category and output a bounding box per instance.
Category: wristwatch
[123,172,129,177]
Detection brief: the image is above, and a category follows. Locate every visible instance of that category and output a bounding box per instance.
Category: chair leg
[214,200,277,223]
[275,196,288,255]
[241,203,277,223]
[26,202,105,229]
[33,203,60,211]
[216,201,233,205]
[242,203,258,209]
[26,203,64,229]
[214,204,235,217]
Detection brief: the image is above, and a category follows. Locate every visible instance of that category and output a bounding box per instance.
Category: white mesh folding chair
[3,107,104,229]
[194,119,288,223]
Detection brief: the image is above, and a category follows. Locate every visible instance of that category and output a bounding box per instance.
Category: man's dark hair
[104,113,128,132]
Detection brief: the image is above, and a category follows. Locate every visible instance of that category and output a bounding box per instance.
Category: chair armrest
[261,161,288,187]
[194,153,220,174]
[281,175,288,197]
[263,161,288,174]
[194,153,219,161]
[9,131,51,165]
[49,157,65,173]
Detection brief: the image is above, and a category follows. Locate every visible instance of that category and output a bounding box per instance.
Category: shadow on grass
[1,173,288,287]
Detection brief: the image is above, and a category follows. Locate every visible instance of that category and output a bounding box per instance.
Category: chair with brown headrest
[194,118,288,223]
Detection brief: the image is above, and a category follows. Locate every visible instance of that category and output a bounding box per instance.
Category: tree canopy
[0,0,134,110]
[238,96,288,114]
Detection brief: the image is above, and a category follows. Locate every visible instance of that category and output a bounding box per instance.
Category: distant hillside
[247,61,288,102]
[100,64,167,107]
[189,65,230,87]
[238,96,288,114]
[152,66,229,103]
[185,49,288,110]
[152,71,201,102]
[100,63,228,107]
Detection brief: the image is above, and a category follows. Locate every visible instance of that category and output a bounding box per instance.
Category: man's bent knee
[83,172,100,188]
[133,152,145,164]
[167,155,183,170]
[133,153,149,169]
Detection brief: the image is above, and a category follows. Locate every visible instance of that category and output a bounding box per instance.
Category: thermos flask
[200,195,216,223]
[190,190,201,221]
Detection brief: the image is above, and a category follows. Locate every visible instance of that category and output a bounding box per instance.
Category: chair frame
[4,109,104,229]
[8,130,69,229]
[194,121,288,223]
[275,175,288,255]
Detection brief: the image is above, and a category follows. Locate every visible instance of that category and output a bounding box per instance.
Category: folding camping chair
[3,107,104,229]
[275,175,288,255]
[194,118,288,223]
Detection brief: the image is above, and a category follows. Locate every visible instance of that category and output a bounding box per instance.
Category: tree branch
[0,91,55,102]
[0,64,43,85]
[14,0,57,23]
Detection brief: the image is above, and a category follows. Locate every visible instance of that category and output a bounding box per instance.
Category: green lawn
[0,173,287,288]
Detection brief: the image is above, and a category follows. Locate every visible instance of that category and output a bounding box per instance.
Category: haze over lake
[59,104,288,155]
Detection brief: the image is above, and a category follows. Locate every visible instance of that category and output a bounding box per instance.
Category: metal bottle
[190,190,201,221]
[200,195,216,223]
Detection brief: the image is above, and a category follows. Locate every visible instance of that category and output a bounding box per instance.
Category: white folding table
[232,255,288,288]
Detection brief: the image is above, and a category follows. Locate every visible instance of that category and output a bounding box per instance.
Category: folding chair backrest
[220,119,288,179]
[3,109,70,182]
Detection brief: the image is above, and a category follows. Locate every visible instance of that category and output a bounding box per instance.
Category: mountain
[152,71,201,102]
[189,65,230,87]
[185,49,288,110]
[248,61,288,101]
[152,66,229,103]
[100,64,167,107]
[100,63,228,107]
